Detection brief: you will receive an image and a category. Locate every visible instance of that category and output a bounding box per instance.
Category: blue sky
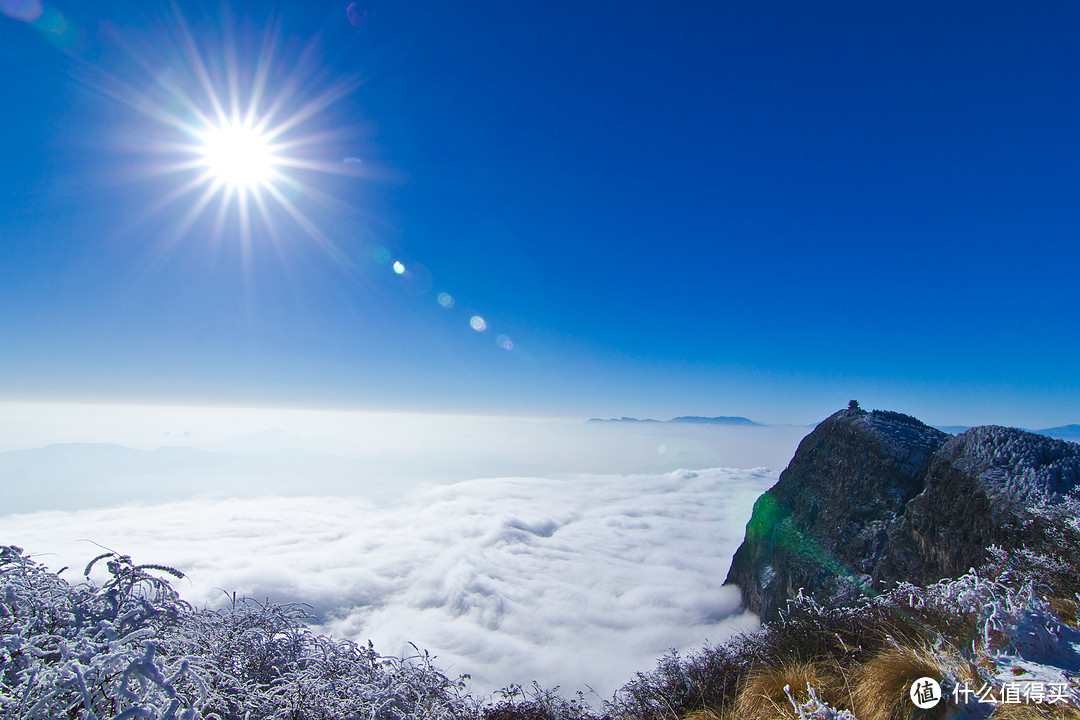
[2,0,1078,426]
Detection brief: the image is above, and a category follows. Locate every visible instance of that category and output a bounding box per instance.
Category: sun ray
[249,186,280,249]
[246,24,279,129]
[148,179,224,267]
[237,187,254,280]
[262,182,351,268]
[73,3,377,276]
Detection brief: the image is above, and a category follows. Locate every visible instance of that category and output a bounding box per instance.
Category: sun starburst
[92,7,367,270]
[198,120,278,190]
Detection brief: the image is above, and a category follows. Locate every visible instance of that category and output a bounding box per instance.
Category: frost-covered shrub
[609,643,750,720]
[0,546,479,720]
[0,545,200,719]
[484,682,601,720]
[4,541,1076,720]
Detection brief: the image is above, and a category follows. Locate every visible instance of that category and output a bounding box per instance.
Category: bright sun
[101,6,366,266]
[198,121,277,190]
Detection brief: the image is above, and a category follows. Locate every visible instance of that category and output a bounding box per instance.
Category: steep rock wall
[724,408,1080,621]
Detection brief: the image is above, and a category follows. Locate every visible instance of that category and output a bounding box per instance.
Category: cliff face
[724,408,1080,621]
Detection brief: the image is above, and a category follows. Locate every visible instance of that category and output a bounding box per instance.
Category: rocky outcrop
[877,424,1080,587]
[724,407,1080,621]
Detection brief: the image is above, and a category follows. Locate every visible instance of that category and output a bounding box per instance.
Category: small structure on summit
[724,406,1080,621]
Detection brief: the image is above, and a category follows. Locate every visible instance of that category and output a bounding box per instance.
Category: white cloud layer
[3,467,774,699]
[0,402,801,698]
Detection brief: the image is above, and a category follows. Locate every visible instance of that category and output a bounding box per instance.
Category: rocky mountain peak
[724,407,1080,621]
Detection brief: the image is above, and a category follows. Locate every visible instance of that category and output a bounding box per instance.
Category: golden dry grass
[1048,597,1078,629]
[680,708,726,720]
[988,703,1080,719]
[685,640,1080,720]
[733,659,852,720]
[848,645,960,720]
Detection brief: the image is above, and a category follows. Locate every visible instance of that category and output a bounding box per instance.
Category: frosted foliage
[1025,489,1080,534]
[951,426,1080,504]
[862,411,944,459]
[887,569,1080,709]
[894,571,1051,654]
[0,546,477,720]
[784,684,857,720]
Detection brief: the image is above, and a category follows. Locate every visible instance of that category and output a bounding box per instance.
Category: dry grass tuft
[680,708,727,720]
[849,645,961,720]
[734,660,850,720]
[1048,596,1079,629]
[988,703,1080,719]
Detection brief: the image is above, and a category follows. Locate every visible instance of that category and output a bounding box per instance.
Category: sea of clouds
[0,402,808,698]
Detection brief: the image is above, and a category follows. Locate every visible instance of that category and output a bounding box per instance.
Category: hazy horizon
[2,396,1074,445]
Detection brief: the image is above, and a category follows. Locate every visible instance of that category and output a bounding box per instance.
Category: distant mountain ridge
[1038,423,1080,441]
[586,416,761,426]
[587,417,1078,434]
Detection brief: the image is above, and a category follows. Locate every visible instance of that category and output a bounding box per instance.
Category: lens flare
[470,316,487,332]
[496,334,513,350]
[393,261,405,275]
[0,0,44,22]
[2,2,80,49]
[437,292,454,308]
[346,2,368,28]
